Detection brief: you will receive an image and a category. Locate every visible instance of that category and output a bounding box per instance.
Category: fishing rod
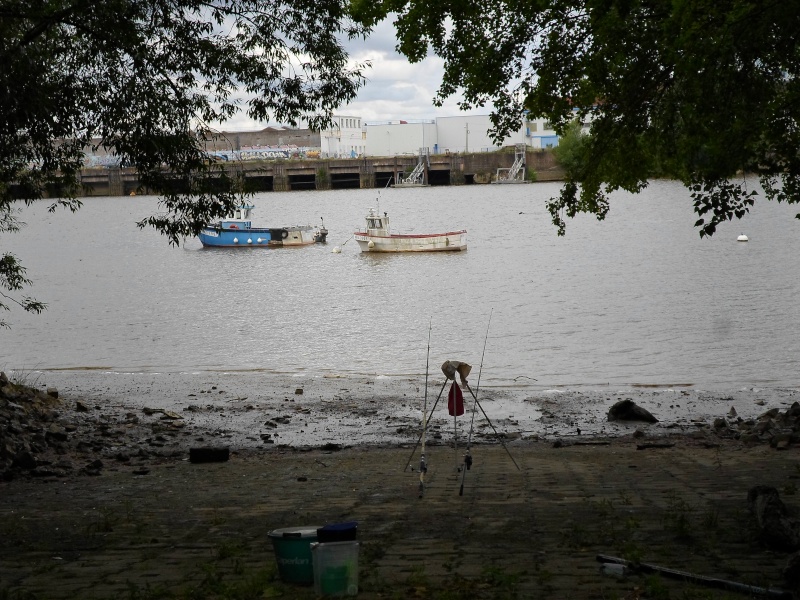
[419,320,432,497]
[403,379,447,472]
[460,309,492,496]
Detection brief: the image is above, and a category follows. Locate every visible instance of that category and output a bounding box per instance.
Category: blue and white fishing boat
[198,203,328,247]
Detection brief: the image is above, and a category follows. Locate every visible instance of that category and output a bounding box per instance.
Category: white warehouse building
[362,114,562,157]
[320,115,366,158]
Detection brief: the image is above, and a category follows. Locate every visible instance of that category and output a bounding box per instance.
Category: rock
[12,451,37,470]
[748,485,800,552]
[295,388,303,395]
[607,399,658,423]
[75,400,90,412]
[45,425,69,443]
[46,387,58,399]
[189,447,230,463]
[784,552,800,590]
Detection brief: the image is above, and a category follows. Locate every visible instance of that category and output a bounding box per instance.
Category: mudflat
[1,437,799,599]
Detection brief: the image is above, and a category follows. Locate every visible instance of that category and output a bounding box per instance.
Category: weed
[405,564,428,588]
[621,541,643,564]
[702,502,720,530]
[216,540,244,560]
[589,497,615,517]
[534,567,553,589]
[482,564,522,589]
[86,506,117,534]
[643,573,670,599]
[663,493,695,541]
[0,587,40,600]
[7,367,43,388]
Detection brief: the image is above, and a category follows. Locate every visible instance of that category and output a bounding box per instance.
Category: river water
[3,180,799,395]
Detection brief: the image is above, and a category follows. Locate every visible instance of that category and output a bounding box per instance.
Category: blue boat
[198,204,328,247]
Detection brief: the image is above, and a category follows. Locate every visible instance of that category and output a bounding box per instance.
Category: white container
[311,541,359,596]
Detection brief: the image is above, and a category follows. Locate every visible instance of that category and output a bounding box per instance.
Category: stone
[760,408,781,420]
[189,447,229,463]
[748,485,800,552]
[607,399,658,423]
[784,552,800,590]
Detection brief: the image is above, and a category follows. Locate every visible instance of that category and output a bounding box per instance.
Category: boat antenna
[376,176,392,215]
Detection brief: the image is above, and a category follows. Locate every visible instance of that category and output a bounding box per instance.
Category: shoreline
[2,369,799,484]
[10,369,800,452]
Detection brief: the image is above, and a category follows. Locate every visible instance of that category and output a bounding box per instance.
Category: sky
[221,19,495,131]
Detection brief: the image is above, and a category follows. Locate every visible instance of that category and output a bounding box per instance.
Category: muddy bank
[47,369,800,441]
[3,369,800,480]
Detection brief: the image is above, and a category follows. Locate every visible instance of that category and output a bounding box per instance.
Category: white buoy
[332,246,341,254]
[257,237,263,243]
[247,238,252,244]
[737,234,749,242]
[233,237,239,243]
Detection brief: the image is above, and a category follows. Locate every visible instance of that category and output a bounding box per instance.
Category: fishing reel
[463,452,473,471]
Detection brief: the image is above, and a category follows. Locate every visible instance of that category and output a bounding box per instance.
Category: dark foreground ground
[2,437,800,600]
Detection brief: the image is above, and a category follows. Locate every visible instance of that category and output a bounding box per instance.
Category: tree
[354,0,800,236]
[0,0,368,327]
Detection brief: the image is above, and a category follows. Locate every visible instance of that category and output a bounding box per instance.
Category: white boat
[353,207,467,252]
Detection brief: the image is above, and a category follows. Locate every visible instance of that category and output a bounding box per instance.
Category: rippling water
[3,180,799,391]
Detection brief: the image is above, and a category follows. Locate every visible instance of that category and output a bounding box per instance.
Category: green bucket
[268,526,320,584]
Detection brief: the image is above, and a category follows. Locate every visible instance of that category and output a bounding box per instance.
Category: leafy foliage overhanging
[0,0,368,327]
[354,0,800,236]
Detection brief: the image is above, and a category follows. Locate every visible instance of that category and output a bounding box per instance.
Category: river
[3,180,799,395]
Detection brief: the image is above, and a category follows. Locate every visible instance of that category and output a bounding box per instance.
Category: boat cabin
[364,207,390,233]
[233,204,253,220]
[220,203,255,230]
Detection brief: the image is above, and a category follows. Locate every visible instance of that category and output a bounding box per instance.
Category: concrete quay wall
[75,150,563,197]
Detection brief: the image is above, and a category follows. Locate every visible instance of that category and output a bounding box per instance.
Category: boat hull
[354,231,467,252]
[199,225,319,247]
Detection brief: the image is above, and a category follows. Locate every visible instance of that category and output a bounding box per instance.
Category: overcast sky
[222,19,494,131]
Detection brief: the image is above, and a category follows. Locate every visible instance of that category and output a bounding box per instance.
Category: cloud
[219,18,492,131]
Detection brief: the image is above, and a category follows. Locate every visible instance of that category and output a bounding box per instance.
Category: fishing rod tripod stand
[404,360,520,497]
